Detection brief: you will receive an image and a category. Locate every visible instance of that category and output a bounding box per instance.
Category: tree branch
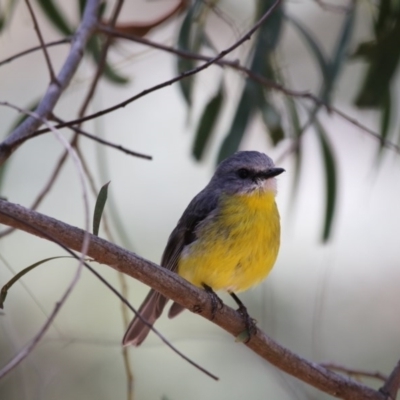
[18,0,284,143]
[380,359,400,400]
[78,0,125,119]
[0,0,100,166]
[321,362,388,382]
[24,0,56,82]
[51,114,152,159]
[97,25,400,156]
[0,38,71,67]
[0,199,386,400]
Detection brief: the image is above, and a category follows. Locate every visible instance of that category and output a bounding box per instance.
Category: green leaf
[176,0,208,105]
[0,256,71,308]
[101,61,129,85]
[217,83,257,163]
[315,120,337,242]
[93,181,110,236]
[79,0,106,19]
[258,93,284,146]
[375,0,392,37]
[192,84,224,161]
[217,0,284,162]
[286,15,329,83]
[376,90,391,162]
[0,0,18,31]
[35,0,73,35]
[87,36,129,85]
[255,0,283,50]
[95,134,133,249]
[355,4,400,108]
[288,5,355,106]
[79,0,86,17]
[324,3,355,104]
[285,96,303,207]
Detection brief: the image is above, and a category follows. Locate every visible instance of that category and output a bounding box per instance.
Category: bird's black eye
[237,168,250,179]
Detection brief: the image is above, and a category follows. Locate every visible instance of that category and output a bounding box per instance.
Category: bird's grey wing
[167,189,220,318]
[122,188,219,346]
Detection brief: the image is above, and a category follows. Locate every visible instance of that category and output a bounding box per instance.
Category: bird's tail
[122,289,168,346]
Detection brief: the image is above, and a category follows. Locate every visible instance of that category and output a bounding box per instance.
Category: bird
[123,150,284,346]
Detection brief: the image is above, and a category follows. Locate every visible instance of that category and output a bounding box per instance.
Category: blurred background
[1,0,400,399]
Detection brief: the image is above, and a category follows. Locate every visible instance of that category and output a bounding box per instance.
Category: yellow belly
[177,190,280,293]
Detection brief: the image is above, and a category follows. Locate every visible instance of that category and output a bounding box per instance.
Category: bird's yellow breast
[178,190,280,293]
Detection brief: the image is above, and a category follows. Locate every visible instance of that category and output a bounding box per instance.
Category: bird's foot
[236,303,257,342]
[202,283,223,320]
[230,292,257,343]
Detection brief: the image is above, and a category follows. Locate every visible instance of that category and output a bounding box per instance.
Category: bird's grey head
[209,151,284,195]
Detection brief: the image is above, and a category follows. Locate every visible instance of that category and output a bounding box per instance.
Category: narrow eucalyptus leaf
[0,0,18,31]
[324,3,355,103]
[217,84,256,163]
[0,256,71,308]
[87,36,129,85]
[315,120,337,242]
[285,97,303,207]
[258,94,284,146]
[192,84,224,160]
[376,90,392,162]
[36,0,72,35]
[93,181,110,236]
[286,15,329,82]
[176,0,207,105]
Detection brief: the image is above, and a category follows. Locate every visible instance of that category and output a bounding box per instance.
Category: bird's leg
[229,292,257,342]
[202,283,224,319]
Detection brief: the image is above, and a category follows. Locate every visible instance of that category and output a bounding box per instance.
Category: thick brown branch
[0,199,386,400]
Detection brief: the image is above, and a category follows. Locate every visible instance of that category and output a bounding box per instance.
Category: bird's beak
[262,167,285,179]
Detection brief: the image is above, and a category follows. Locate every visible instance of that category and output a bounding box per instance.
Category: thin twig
[0,257,82,379]
[321,363,388,382]
[78,0,125,119]
[0,101,91,380]
[203,0,241,39]
[0,103,216,382]
[0,0,100,166]
[31,0,283,137]
[75,141,135,398]
[380,359,400,400]
[70,23,399,157]
[51,114,152,159]
[0,200,386,400]
[0,147,68,239]
[118,272,135,400]
[0,38,71,67]
[314,0,350,13]
[0,253,63,335]
[75,141,135,399]
[0,208,219,382]
[24,0,56,82]
[0,102,90,235]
